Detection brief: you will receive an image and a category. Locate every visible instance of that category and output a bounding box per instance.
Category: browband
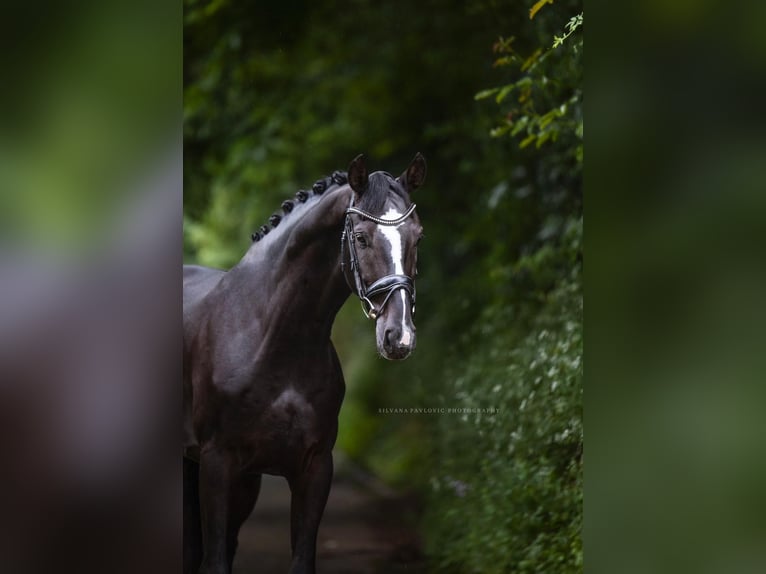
[345,203,416,226]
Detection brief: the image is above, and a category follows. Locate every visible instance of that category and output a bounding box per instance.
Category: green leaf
[521,48,542,72]
[539,109,561,130]
[529,0,554,20]
[490,124,511,138]
[496,85,514,103]
[511,116,529,136]
[520,134,537,148]
[492,56,515,67]
[516,76,533,88]
[474,88,500,101]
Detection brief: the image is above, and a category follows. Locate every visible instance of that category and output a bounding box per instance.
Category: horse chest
[223,385,337,475]
[233,360,342,440]
[267,387,317,433]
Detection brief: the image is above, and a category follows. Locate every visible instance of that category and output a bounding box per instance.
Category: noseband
[341,201,417,320]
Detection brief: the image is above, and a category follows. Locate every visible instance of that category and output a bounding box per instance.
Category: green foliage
[477,8,583,165]
[553,13,584,49]
[425,218,582,573]
[418,3,583,571]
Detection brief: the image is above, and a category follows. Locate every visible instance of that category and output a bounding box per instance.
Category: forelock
[357,172,408,215]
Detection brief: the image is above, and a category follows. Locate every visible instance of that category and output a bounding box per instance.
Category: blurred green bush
[424,217,582,573]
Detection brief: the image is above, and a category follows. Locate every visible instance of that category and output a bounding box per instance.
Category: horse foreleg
[197,446,256,574]
[183,457,203,574]
[225,471,262,572]
[288,452,333,574]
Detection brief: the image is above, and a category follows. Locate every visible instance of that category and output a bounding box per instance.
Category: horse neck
[231,186,353,342]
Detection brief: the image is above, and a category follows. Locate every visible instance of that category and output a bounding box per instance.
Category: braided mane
[250,171,349,242]
[249,167,409,244]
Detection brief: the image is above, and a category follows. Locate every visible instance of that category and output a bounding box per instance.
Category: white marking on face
[399,290,412,346]
[378,208,414,347]
[378,208,405,274]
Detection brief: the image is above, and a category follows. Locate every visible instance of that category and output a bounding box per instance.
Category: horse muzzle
[380,325,416,360]
[374,284,417,361]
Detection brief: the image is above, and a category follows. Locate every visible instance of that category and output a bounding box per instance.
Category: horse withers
[183,153,426,574]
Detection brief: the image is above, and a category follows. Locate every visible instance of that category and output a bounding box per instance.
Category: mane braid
[250,170,349,243]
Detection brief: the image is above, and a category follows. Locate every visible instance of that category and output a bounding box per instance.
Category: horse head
[343,153,426,360]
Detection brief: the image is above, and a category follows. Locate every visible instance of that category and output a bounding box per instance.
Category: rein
[341,201,417,320]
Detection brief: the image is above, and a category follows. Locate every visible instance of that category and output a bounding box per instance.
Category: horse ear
[400,152,427,193]
[348,154,369,196]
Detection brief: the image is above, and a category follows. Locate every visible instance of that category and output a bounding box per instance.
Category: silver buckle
[360,297,378,320]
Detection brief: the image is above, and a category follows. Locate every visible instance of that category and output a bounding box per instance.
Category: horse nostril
[384,328,400,349]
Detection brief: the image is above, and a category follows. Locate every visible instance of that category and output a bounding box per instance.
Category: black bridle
[341,201,417,320]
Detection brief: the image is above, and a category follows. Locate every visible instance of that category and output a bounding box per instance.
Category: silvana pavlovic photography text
[378,407,501,415]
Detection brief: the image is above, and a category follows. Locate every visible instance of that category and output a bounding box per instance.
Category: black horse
[183,153,426,574]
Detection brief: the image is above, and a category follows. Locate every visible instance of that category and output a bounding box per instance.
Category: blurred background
[587,1,766,573]
[0,2,180,574]
[184,0,582,572]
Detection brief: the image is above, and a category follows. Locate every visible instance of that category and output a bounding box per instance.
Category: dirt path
[233,472,426,574]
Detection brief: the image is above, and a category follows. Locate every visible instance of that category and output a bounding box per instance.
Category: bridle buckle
[361,297,378,320]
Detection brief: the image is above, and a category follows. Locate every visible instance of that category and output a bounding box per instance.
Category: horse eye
[417,234,425,245]
[355,233,368,248]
